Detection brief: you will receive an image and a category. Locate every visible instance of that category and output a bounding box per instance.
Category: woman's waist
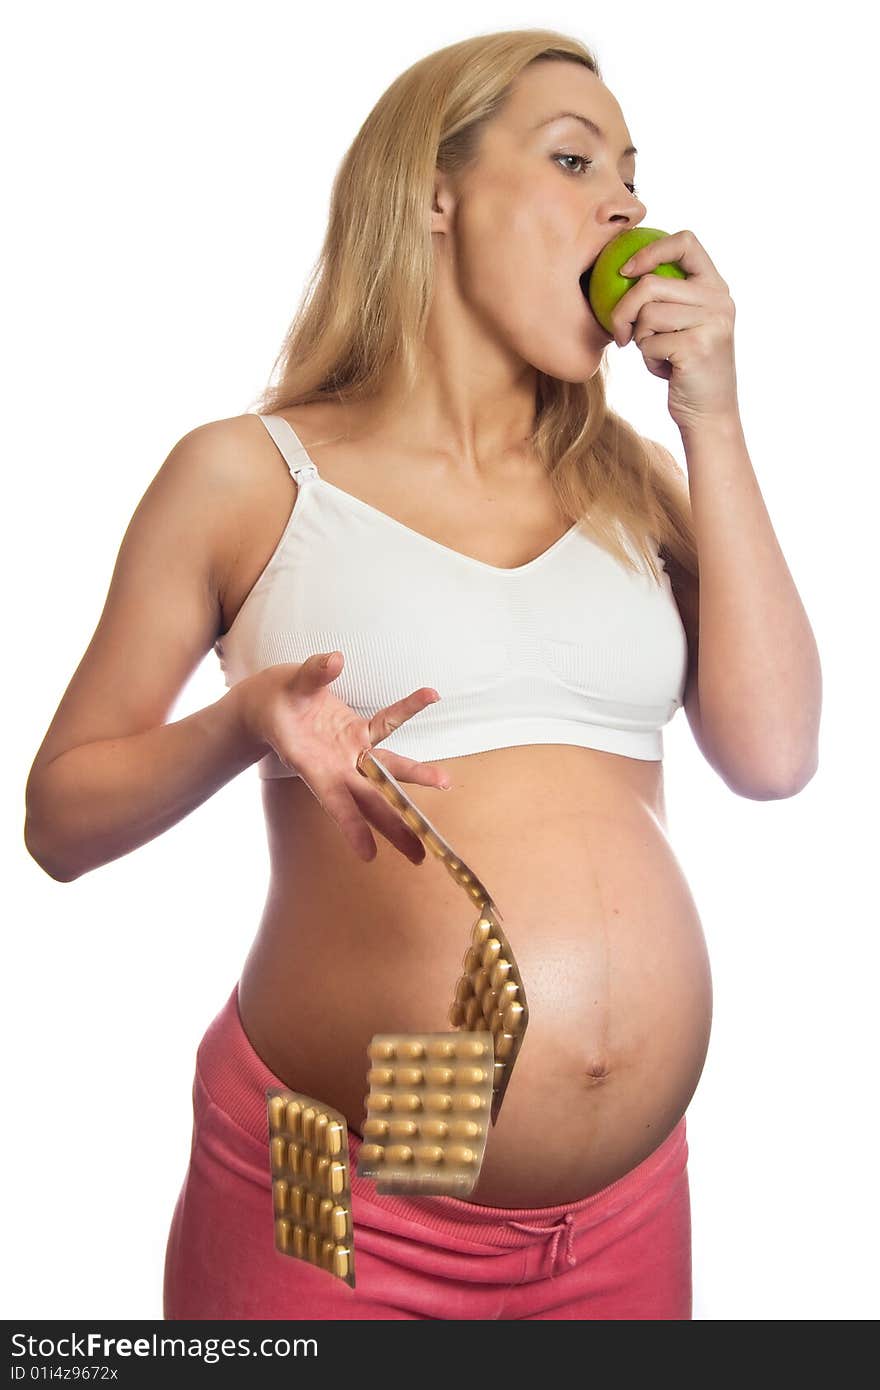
[195,984,693,1213]
[234,964,708,1205]
[238,883,711,1165]
[248,820,710,1072]
[239,913,711,1093]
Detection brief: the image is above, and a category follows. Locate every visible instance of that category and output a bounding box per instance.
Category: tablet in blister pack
[449,910,527,1123]
[357,1032,494,1195]
[267,1088,356,1287]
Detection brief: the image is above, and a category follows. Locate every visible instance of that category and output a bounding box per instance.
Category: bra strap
[256,413,320,486]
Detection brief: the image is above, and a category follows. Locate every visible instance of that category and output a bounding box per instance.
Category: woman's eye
[554,153,638,197]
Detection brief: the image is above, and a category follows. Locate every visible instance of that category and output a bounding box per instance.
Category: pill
[325,1121,345,1156]
[391,1092,422,1112]
[473,967,492,997]
[457,1066,488,1087]
[424,1093,453,1112]
[415,1145,445,1165]
[425,1066,455,1087]
[452,1091,484,1111]
[367,1067,394,1087]
[502,1002,525,1034]
[455,976,474,1005]
[481,938,502,971]
[314,1112,328,1151]
[419,1119,449,1140]
[385,1144,414,1164]
[387,1119,419,1140]
[473,918,492,948]
[394,1067,424,1086]
[445,1145,476,1165]
[302,1107,317,1147]
[490,959,511,990]
[448,1119,482,1140]
[464,996,484,1028]
[362,1118,390,1139]
[366,1093,393,1112]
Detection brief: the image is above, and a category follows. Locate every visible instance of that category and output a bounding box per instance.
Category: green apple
[582,227,687,336]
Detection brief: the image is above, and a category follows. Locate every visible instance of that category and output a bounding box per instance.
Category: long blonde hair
[251,28,698,588]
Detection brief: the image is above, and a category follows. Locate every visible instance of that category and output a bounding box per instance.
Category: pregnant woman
[24,30,821,1320]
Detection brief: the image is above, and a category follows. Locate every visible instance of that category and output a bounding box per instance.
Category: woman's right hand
[234,651,451,865]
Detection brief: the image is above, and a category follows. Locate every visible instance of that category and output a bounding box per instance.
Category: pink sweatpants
[163,984,693,1320]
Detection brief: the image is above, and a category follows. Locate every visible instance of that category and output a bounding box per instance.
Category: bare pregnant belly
[237,745,713,1206]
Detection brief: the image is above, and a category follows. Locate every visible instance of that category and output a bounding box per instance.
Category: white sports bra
[214,413,689,779]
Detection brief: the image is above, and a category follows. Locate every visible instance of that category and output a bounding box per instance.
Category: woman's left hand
[612,229,739,433]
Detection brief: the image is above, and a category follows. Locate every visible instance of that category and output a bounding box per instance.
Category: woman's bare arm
[23,417,272,882]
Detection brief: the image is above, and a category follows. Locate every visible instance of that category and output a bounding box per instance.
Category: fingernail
[620,259,636,275]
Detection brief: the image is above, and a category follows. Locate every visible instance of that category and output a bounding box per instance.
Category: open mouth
[579,265,593,299]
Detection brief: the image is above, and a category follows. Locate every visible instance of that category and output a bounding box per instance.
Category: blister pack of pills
[267,1088,356,1287]
[357,1031,494,1196]
[356,748,529,1121]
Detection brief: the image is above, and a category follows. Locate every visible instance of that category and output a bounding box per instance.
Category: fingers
[348,780,427,865]
[317,781,378,863]
[292,650,343,693]
[367,687,441,746]
[315,777,426,866]
[371,750,452,791]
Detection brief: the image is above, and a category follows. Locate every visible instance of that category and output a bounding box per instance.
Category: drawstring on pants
[504,1211,577,1277]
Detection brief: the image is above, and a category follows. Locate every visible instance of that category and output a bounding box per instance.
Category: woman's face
[435,60,647,384]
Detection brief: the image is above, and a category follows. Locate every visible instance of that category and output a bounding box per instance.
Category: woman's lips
[579,269,612,338]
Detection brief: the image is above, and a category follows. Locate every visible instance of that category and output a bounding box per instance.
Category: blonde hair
[251,27,698,588]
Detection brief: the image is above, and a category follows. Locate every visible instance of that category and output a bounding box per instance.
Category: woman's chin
[540,336,611,382]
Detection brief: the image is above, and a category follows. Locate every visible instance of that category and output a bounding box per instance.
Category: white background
[4,0,876,1321]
